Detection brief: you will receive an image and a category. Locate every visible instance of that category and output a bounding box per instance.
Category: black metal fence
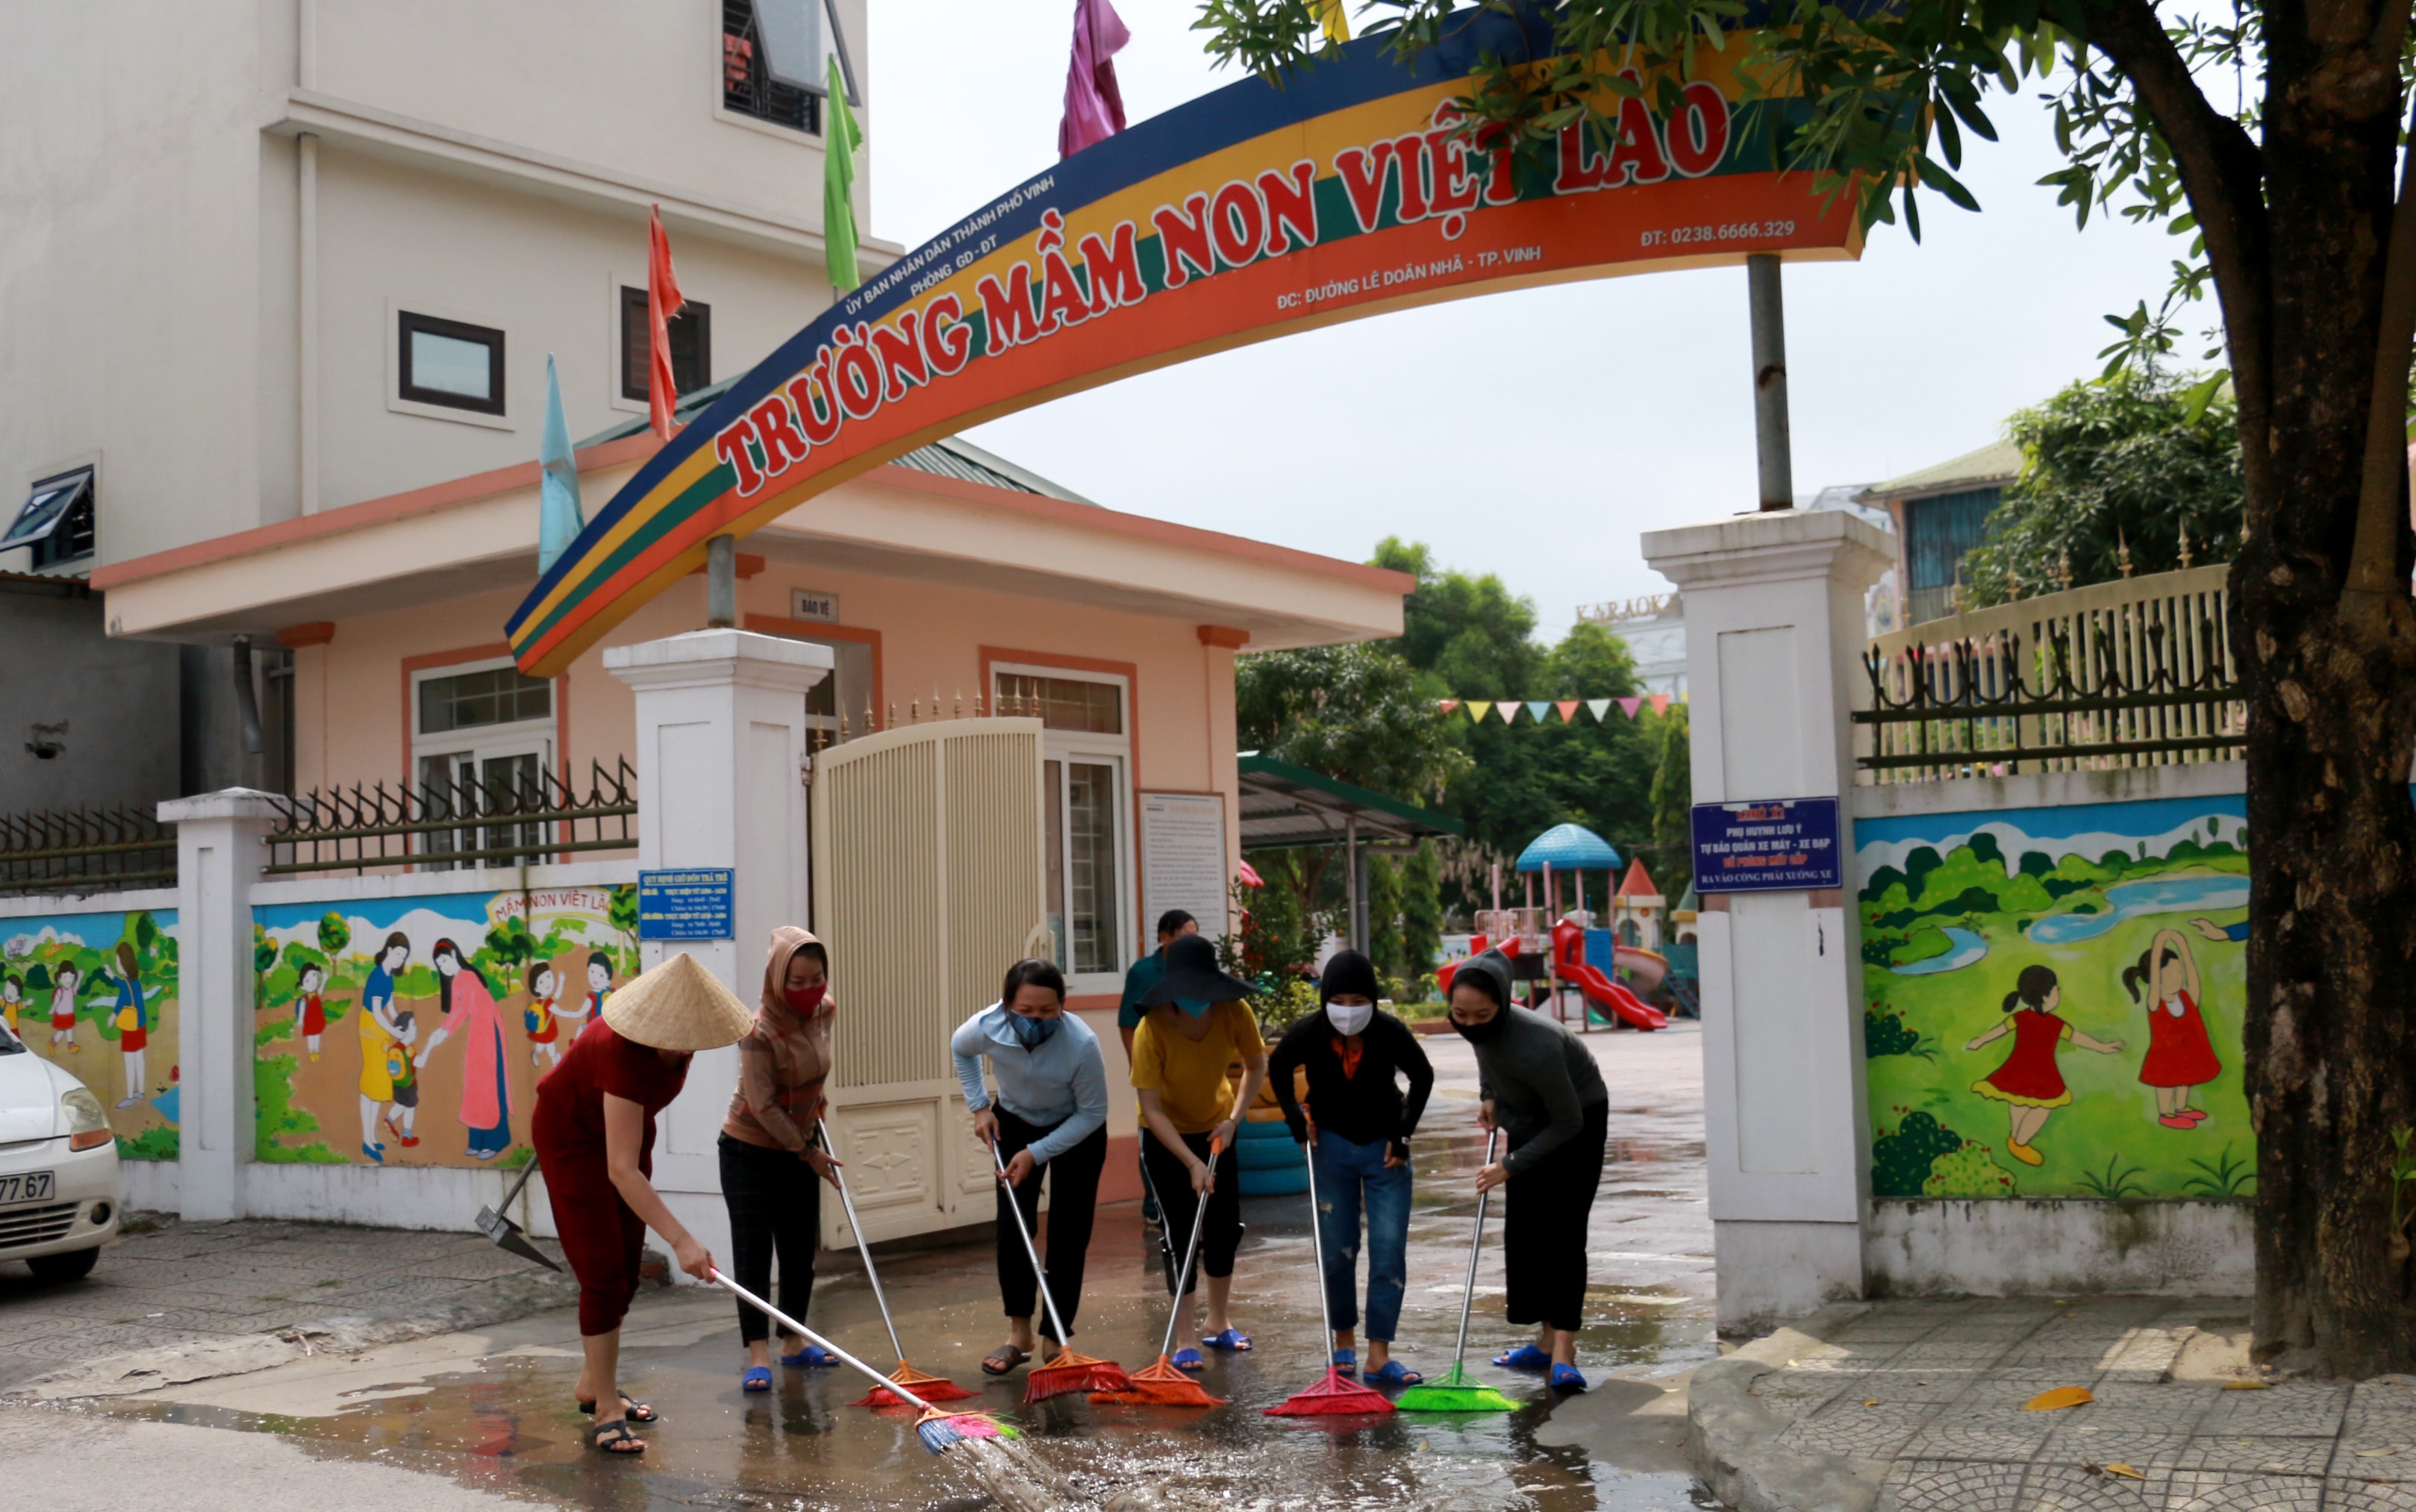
[1855,608,2245,780]
[0,806,178,894]
[263,758,639,876]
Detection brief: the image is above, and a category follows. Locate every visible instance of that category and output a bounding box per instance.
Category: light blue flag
[536,353,583,576]
[1525,700,1552,724]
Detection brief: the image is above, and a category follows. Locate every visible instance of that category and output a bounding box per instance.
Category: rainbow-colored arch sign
[508,10,1860,675]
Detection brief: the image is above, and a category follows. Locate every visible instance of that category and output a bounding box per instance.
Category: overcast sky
[863,4,2194,640]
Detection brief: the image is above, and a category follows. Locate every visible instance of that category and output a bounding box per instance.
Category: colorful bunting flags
[1424,692,1688,726]
[1524,700,1552,723]
[1586,698,1611,722]
[1555,699,1579,723]
[1465,700,1492,722]
[1649,694,1670,716]
[1437,699,1461,715]
[1618,696,1642,719]
[1493,702,1514,722]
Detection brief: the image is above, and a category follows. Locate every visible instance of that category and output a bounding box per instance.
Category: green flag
[823,54,860,293]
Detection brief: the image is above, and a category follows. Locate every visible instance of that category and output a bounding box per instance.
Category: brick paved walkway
[1691,1295,2416,1511]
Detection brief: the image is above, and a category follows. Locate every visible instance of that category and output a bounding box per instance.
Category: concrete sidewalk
[1689,1295,2416,1512]
[0,1214,577,1396]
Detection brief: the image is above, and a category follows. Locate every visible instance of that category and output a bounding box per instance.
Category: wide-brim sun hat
[604,952,754,1051]
[1140,932,1256,1006]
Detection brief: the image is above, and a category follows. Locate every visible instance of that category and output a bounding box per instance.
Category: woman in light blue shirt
[952,958,1108,1378]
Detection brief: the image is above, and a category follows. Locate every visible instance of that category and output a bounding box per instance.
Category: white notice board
[1139,792,1230,941]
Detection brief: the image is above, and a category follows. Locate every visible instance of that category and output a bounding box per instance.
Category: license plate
[0,1171,55,1206]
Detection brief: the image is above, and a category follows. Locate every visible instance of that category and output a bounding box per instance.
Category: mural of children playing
[2,974,21,1036]
[419,939,513,1160]
[294,961,328,1062]
[525,960,563,1069]
[1965,965,2126,1166]
[49,962,81,1054]
[111,942,149,1109]
[359,933,410,1163]
[566,950,612,1043]
[2126,928,2222,1128]
[385,1009,422,1147]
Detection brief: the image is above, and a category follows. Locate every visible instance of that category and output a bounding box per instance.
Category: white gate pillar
[1643,510,1892,1331]
[605,629,832,1266]
[159,789,282,1222]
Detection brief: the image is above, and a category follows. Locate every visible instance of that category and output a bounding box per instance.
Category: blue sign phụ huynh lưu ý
[1691,798,1842,893]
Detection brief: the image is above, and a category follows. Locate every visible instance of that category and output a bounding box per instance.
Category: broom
[706,1269,1072,1512]
[1265,1119,1394,1418]
[1395,1128,1515,1413]
[816,1119,977,1408]
[1093,1135,1225,1408]
[987,1134,1131,1402]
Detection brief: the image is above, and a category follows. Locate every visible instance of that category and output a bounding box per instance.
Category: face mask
[1326,1001,1374,1037]
[1008,1011,1061,1049]
[784,983,826,1015]
[1178,998,1213,1019]
[1452,1007,1509,1045]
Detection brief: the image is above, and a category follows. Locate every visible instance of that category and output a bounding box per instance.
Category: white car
[0,1016,120,1281]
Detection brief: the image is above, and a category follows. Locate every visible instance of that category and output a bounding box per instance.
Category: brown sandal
[980,1344,1030,1376]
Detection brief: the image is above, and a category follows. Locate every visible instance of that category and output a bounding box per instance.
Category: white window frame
[993,661,1134,997]
[411,658,558,869]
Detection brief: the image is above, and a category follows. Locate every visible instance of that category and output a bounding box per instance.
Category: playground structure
[1435,819,1681,1032]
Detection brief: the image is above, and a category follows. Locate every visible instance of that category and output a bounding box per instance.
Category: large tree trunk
[2231,18,2416,1375]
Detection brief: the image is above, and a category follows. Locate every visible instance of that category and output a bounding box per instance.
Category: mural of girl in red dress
[524,961,563,1070]
[1965,964,2126,1167]
[294,961,327,1062]
[2124,928,2221,1128]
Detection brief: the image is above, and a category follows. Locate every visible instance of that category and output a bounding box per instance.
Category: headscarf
[751,925,834,1088]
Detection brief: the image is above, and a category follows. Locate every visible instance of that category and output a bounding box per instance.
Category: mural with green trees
[1858,796,2251,1201]
[1,907,181,1158]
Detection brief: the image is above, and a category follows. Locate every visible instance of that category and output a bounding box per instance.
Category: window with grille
[993,666,1132,984]
[722,0,821,134]
[412,662,557,869]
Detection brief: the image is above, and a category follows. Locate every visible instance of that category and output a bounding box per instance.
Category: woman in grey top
[1450,948,1608,1393]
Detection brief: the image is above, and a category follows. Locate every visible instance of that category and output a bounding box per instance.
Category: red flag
[646,205,686,441]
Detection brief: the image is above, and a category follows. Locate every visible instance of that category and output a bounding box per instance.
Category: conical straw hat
[604,952,753,1052]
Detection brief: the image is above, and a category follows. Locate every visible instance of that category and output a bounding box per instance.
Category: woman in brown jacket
[718,925,843,1391]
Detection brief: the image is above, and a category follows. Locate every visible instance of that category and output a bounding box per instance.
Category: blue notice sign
[637,868,736,940]
[1691,797,1843,893]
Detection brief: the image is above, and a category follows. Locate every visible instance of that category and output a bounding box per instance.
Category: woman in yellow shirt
[1131,934,1267,1367]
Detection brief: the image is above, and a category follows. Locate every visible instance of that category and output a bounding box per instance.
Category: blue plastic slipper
[741,1365,772,1393]
[778,1346,836,1369]
[1202,1328,1253,1353]
[1493,1344,1551,1370]
[1331,1348,1357,1378]
[1549,1363,1588,1393]
[1171,1348,1205,1373]
[1367,1361,1424,1387]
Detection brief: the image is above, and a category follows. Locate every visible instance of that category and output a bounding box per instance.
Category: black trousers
[1503,1099,1609,1333]
[1141,1126,1243,1292]
[718,1132,820,1345]
[995,1108,1108,1341]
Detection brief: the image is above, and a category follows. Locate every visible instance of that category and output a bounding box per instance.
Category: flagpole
[706,536,737,628]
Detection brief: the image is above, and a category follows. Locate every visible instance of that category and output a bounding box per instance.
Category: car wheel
[26,1246,100,1282]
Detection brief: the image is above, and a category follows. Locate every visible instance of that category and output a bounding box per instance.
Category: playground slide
[1560,959,1669,1031]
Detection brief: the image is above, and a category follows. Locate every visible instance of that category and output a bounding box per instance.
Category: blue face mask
[1177,998,1213,1019]
[1008,1011,1061,1049]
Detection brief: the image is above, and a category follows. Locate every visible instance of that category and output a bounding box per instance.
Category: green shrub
[1864,1009,1923,1058]
[1923,1140,2018,1197]
[1872,1111,1966,1197]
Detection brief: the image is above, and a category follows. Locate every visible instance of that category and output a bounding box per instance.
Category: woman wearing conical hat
[531,952,752,1457]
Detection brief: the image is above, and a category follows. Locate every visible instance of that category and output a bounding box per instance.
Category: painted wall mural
[1858,796,2252,1202]
[1,907,181,1158]
[252,885,637,1166]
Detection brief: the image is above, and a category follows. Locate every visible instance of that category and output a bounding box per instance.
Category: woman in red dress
[531,952,752,1456]
[2125,929,2221,1128]
[1966,965,2125,1166]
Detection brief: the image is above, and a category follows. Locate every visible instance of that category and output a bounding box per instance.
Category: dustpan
[988,1134,1129,1402]
[1093,1135,1224,1408]
[818,1121,977,1407]
[1396,1128,1514,1413]
[472,1155,561,1272]
[1264,1122,1392,1418]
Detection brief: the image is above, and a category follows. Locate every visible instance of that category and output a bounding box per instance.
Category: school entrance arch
[508,8,1859,678]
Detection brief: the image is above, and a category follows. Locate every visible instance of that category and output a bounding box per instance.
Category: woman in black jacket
[1270,951,1435,1386]
[1450,947,1608,1393]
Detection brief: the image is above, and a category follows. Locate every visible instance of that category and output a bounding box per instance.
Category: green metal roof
[1235,753,1461,850]
[575,378,1095,504]
[1858,439,2024,503]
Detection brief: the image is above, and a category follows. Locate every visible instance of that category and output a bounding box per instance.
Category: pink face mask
[784,983,826,1015]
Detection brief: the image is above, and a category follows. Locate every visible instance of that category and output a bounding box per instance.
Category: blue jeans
[1312,1131,1410,1342]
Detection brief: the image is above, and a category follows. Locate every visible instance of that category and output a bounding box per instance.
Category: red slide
[1560,959,1669,1031]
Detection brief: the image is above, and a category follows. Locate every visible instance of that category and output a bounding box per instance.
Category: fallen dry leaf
[1863,1399,1882,1408]
[2355,1447,2407,1458]
[2103,1463,2145,1480]
[2025,1386,2096,1411]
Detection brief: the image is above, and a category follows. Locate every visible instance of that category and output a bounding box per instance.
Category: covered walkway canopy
[1236,752,1459,955]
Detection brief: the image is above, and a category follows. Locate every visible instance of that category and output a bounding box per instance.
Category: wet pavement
[16,1023,1717,1511]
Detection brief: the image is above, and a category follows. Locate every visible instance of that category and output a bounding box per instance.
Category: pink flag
[1649,694,1671,716]
[1437,699,1461,714]
[1058,0,1131,159]
[1617,696,1642,719]
[1554,700,1579,723]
